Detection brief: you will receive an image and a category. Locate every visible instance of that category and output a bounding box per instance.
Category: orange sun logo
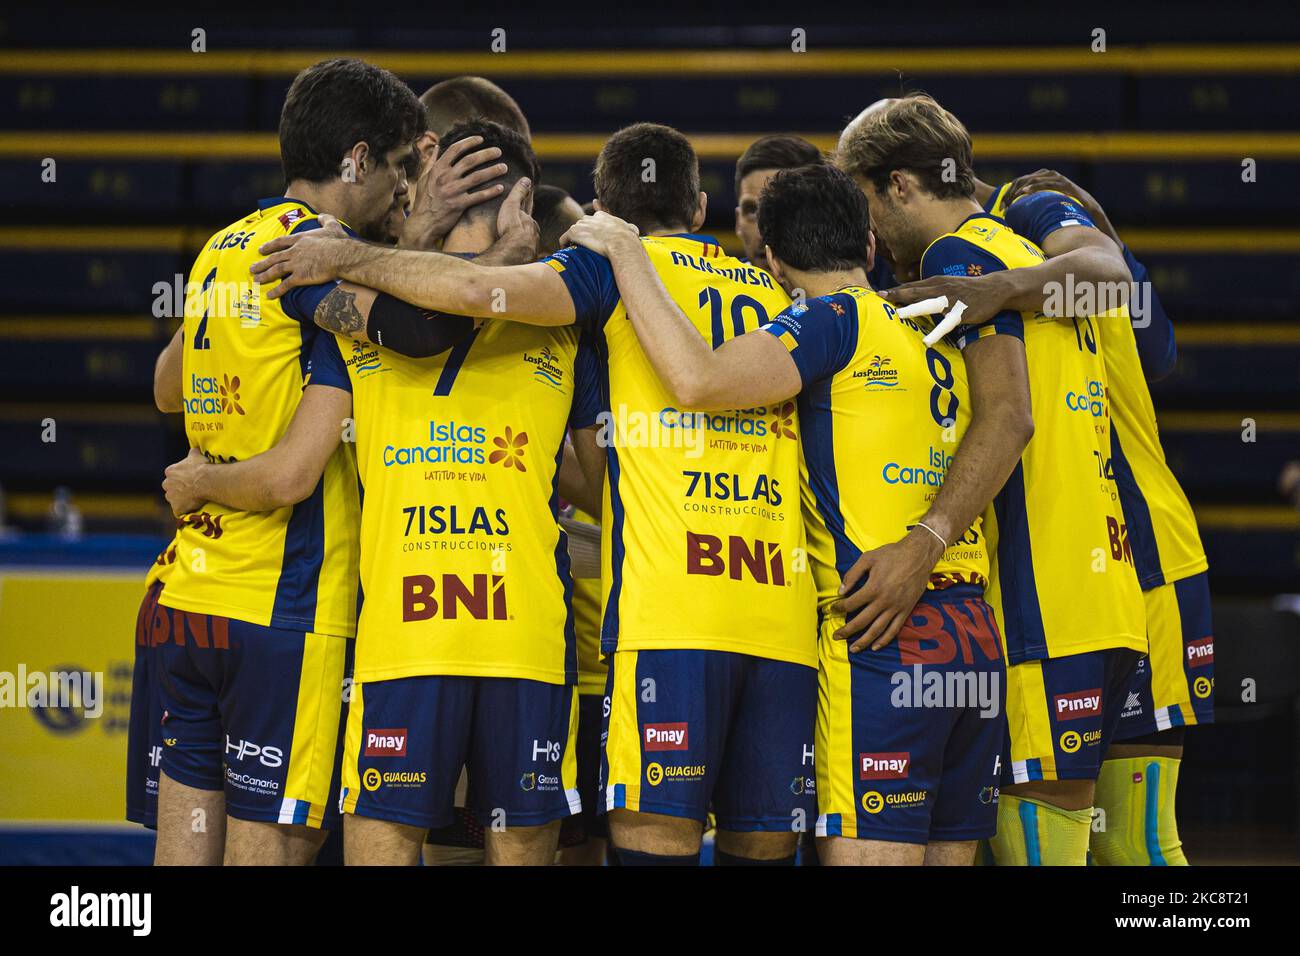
[220,374,245,415]
[489,426,528,471]
[770,401,797,439]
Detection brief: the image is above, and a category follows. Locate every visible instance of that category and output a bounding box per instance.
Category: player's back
[327,318,590,685]
[765,286,988,618]
[923,214,1145,664]
[159,199,360,638]
[987,185,1206,591]
[548,234,816,667]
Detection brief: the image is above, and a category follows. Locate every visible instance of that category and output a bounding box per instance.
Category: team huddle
[125,56,1214,866]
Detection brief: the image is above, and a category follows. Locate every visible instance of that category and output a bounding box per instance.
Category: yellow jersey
[159,198,361,637]
[568,507,607,695]
[543,234,817,668]
[307,320,602,685]
[986,185,1207,589]
[759,285,987,622]
[925,212,1146,664]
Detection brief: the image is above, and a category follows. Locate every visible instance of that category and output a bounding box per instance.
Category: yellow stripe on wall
[7,492,164,520]
[0,317,164,339]
[1159,411,1300,431]
[5,131,1300,161]
[0,226,194,250]
[10,316,1291,347]
[1173,324,1300,345]
[1194,506,1300,530]
[5,45,1300,76]
[5,223,1299,257]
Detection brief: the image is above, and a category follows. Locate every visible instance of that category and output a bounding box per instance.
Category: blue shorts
[125,581,166,828]
[340,675,581,831]
[155,608,351,829]
[816,585,1007,844]
[1116,571,1215,739]
[1003,647,1142,783]
[602,648,818,833]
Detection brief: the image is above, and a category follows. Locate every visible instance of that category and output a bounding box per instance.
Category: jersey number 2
[191,267,217,350]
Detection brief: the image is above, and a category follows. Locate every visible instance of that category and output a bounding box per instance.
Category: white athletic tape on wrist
[923,300,967,347]
[894,295,948,320]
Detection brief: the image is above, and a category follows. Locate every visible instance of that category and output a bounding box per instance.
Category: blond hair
[836,93,975,200]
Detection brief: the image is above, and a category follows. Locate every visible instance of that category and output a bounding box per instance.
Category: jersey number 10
[697,287,770,349]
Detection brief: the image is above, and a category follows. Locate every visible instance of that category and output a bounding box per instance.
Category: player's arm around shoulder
[878,234,1020,328]
[161,335,353,516]
[1018,195,1132,309]
[252,182,575,328]
[1006,173,1179,380]
[314,281,480,358]
[562,211,800,410]
[883,214,1129,327]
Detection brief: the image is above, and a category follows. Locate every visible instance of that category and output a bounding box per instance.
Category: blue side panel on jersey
[551,435,578,685]
[795,304,860,590]
[992,463,1049,663]
[595,327,624,655]
[296,308,316,377]
[355,479,366,618]
[271,475,326,630]
[599,432,626,655]
[797,378,858,581]
[1110,425,1165,590]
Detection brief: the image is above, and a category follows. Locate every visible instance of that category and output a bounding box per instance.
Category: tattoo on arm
[315,287,366,335]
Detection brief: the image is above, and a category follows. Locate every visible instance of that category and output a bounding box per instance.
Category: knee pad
[1092,755,1187,866]
[990,794,1092,866]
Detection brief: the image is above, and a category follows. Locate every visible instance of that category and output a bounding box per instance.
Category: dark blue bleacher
[1157,340,1300,409]
[0,160,185,216]
[5,68,1296,138]
[1160,426,1299,501]
[1092,162,1300,223]
[1137,74,1300,130]
[0,327,166,400]
[0,75,256,131]
[1141,251,1300,319]
[0,415,178,490]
